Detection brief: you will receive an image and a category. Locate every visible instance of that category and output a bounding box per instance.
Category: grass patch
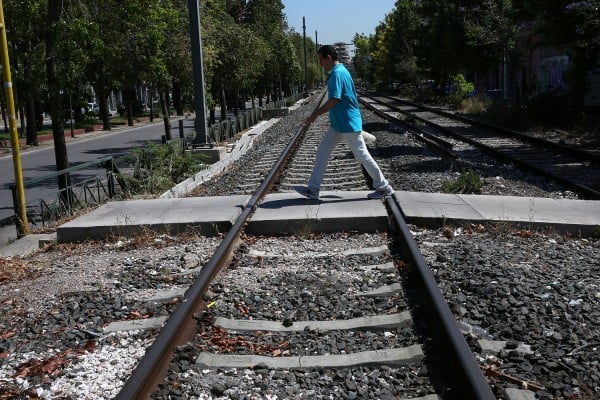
[442,169,484,194]
[457,94,490,115]
[120,141,208,195]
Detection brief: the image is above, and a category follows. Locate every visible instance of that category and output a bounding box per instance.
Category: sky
[281,0,397,50]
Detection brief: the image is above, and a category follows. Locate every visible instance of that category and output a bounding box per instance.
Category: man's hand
[303,98,338,126]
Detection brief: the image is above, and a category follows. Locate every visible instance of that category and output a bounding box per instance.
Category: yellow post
[0,0,29,236]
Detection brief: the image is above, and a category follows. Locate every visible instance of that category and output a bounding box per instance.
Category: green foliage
[453,74,474,97]
[448,74,475,107]
[371,0,421,90]
[6,0,599,155]
[352,33,374,87]
[442,169,484,194]
[124,142,207,195]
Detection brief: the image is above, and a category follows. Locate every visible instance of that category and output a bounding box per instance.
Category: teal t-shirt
[327,63,362,133]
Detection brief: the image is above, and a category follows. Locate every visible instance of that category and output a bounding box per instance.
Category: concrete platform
[56,195,248,243]
[0,233,56,257]
[3,190,599,251]
[247,191,389,235]
[54,191,389,243]
[396,191,600,235]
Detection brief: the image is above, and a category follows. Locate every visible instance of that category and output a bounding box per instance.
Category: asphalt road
[0,117,186,243]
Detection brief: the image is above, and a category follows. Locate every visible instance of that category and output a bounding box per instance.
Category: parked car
[88,102,99,114]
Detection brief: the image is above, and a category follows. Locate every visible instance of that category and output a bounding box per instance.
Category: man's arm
[304,98,339,125]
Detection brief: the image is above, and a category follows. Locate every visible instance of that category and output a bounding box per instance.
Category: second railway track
[359,92,600,199]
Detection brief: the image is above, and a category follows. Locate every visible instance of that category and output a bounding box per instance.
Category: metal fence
[174,95,301,145]
[9,155,125,235]
[10,94,303,236]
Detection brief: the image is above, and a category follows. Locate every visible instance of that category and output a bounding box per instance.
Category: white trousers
[307,127,389,191]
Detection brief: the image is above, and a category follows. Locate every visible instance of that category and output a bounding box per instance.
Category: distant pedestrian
[295,45,393,200]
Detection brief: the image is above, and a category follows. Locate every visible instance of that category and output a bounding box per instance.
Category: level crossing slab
[246,191,389,235]
[56,196,248,243]
[395,191,600,234]
[31,190,600,246]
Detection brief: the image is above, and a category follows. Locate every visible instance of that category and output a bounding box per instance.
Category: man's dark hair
[317,45,338,60]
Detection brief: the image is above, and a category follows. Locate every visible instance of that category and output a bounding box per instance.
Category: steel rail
[115,90,328,399]
[375,92,600,164]
[358,95,457,159]
[365,93,600,199]
[385,195,497,399]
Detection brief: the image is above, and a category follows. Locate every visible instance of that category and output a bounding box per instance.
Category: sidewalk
[0,115,186,246]
[3,189,597,258]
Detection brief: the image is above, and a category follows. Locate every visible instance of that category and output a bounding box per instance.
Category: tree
[202,0,268,119]
[352,33,374,88]
[371,0,421,90]
[4,0,47,145]
[45,0,71,200]
[461,0,518,74]
[109,1,171,127]
[284,31,308,92]
[417,0,469,88]
[75,0,124,130]
[163,0,193,116]
[243,0,288,100]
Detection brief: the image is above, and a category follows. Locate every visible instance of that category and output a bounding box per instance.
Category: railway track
[115,92,496,399]
[358,92,600,199]
[2,91,597,400]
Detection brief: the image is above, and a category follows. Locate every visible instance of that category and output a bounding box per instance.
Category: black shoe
[294,186,320,200]
[367,186,394,199]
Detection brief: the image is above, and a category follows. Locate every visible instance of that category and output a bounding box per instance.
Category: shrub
[448,74,475,107]
[123,141,207,194]
[458,93,490,114]
[442,169,484,193]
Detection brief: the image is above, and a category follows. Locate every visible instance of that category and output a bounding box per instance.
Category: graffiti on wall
[535,55,570,95]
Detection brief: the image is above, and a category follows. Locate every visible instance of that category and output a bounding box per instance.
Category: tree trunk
[25,98,38,146]
[219,87,227,121]
[126,87,135,126]
[172,79,183,116]
[95,74,111,131]
[19,107,25,138]
[1,91,7,132]
[160,91,171,140]
[233,91,239,117]
[149,85,154,122]
[45,0,72,206]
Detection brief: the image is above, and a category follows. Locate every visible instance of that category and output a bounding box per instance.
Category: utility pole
[189,0,209,145]
[303,17,307,92]
[0,0,28,235]
[315,31,322,85]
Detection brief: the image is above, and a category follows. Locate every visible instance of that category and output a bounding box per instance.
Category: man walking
[295,45,393,201]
